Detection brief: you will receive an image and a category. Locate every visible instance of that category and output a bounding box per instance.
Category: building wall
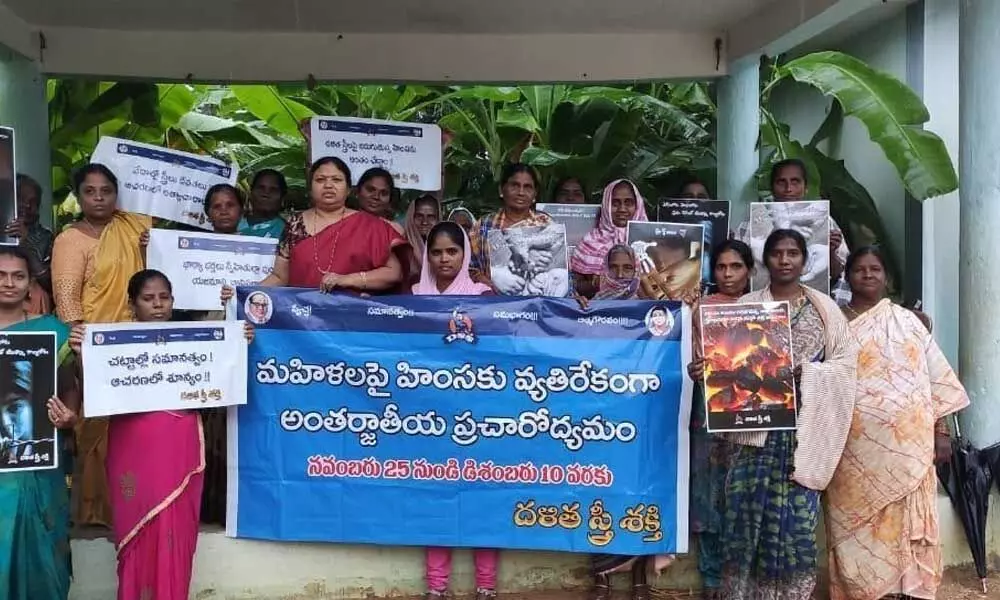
[0,43,52,227]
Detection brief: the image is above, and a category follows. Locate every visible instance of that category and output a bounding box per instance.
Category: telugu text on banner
[82,321,248,417]
[92,136,239,230]
[228,289,692,555]
[309,116,441,191]
[146,229,277,311]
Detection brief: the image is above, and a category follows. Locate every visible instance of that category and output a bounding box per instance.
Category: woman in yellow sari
[51,163,150,527]
[827,246,968,600]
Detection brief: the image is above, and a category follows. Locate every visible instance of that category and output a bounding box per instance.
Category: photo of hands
[487,223,570,297]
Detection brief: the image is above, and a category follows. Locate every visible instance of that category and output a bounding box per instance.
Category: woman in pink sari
[412,222,494,598]
[221,157,406,305]
[570,179,648,298]
[73,270,254,600]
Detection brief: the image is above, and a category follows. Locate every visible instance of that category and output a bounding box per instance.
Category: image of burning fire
[699,302,796,432]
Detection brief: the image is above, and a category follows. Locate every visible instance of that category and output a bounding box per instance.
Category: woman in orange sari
[827,246,968,600]
[221,157,405,303]
[51,163,150,527]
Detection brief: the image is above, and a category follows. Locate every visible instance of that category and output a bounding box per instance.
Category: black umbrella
[936,415,1000,593]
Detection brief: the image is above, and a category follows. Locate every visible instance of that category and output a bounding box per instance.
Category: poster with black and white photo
[487,223,570,297]
[535,203,599,258]
[657,199,730,292]
[0,332,58,472]
[627,221,704,302]
[749,201,831,294]
[0,127,17,246]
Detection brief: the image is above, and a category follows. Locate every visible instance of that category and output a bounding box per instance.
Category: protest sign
[0,127,16,246]
[147,229,277,311]
[749,201,831,294]
[92,137,238,230]
[487,223,570,297]
[627,221,704,302]
[0,331,58,472]
[229,289,692,555]
[657,200,730,292]
[82,321,248,417]
[700,302,796,432]
[309,116,441,191]
[535,203,600,258]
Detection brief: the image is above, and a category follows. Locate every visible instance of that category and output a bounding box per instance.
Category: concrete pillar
[716,56,760,224]
[0,43,51,227]
[957,0,1000,448]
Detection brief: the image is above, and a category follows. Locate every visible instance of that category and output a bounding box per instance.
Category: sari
[51,211,150,527]
[403,196,442,283]
[592,245,639,300]
[279,210,407,289]
[721,287,858,600]
[108,409,204,600]
[0,315,72,600]
[411,226,491,296]
[827,300,969,600]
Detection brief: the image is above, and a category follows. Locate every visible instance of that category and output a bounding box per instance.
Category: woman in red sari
[222,157,405,300]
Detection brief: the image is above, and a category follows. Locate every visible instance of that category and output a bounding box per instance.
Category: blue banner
[230,288,692,555]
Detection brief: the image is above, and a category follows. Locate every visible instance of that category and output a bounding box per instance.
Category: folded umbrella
[936,415,1000,593]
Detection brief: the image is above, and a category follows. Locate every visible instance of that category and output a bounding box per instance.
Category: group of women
[0,154,969,600]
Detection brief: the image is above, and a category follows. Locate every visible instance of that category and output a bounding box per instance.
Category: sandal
[475,588,497,600]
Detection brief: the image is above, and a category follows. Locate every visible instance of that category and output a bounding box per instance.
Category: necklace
[844,301,875,320]
[309,208,347,275]
[81,218,105,238]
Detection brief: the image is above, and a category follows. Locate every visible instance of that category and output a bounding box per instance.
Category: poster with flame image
[700,302,796,432]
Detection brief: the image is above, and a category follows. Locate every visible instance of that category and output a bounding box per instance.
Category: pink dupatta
[570,179,648,275]
[412,227,492,296]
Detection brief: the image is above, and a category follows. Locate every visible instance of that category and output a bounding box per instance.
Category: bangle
[360,271,368,291]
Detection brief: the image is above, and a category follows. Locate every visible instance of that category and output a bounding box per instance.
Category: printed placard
[657,199,730,292]
[0,127,16,246]
[0,332,58,472]
[748,201,831,294]
[309,116,441,191]
[700,302,796,432]
[146,229,277,311]
[535,203,600,257]
[627,221,704,302]
[91,136,239,230]
[487,223,570,297]
[82,321,248,417]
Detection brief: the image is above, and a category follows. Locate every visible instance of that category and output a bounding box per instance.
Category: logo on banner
[179,237,191,249]
[93,333,106,346]
[644,305,675,338]
[445,308,476,344]
[245,292,274,326]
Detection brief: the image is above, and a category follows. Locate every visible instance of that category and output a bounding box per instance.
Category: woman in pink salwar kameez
[74,269,253,600]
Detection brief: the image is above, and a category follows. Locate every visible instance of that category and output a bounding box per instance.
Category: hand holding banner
[82,321,248,417]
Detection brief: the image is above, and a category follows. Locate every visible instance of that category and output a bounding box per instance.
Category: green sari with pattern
[0,315,72,600]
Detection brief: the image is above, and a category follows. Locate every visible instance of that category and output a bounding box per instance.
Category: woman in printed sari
[412,222,495,598]
[221,157,406,305]
[826,246,968,600]
[403,194,441,287]
[686,239,753,599]
[51,163,150,527]
[0,246,80,600]
[721,229,858,600]
[570,180,648,299]
[71,270,254,600]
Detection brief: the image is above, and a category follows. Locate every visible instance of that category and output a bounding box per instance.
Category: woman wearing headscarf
[447,207,476,234]
[593,244,640,300]
[570,180,648,298]
[403,194,441,286]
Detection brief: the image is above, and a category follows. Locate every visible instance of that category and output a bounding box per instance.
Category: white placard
[91,136,239,230]
[146,229,277,311]
[309,116,441,191]
[82,321,248,417]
